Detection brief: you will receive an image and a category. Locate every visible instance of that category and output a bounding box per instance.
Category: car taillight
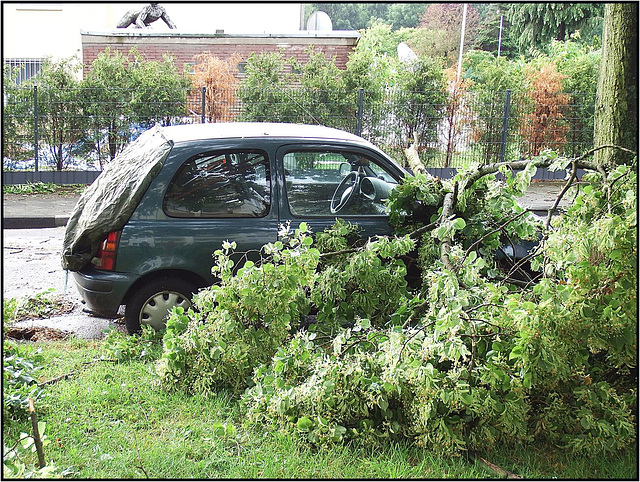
[94,231,121,271]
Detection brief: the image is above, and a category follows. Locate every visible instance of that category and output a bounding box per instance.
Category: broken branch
[28,398,46,469]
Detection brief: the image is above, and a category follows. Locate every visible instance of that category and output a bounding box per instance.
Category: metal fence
[3,84,595,176]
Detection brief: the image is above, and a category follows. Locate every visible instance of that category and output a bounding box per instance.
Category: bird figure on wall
[117,3,176,29]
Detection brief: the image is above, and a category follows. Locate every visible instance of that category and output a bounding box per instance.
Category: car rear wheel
[125,278,196,334]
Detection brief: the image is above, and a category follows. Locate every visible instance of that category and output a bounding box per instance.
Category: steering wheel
[330,171,360,214]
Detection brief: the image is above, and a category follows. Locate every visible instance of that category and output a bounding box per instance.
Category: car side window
[164,150,270,218]
[283,150,398,216]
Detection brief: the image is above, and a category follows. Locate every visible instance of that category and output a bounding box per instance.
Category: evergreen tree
[306,3,429,30]
[507,3,604,54]
[472,4,518,58]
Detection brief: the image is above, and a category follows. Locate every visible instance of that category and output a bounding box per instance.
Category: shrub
[3,342,46,422]
[520,63,570,156]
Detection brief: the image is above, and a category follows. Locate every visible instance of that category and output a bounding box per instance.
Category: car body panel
[72,268,138,316]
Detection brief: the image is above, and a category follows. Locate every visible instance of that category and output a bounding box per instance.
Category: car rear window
[164,150,270,218]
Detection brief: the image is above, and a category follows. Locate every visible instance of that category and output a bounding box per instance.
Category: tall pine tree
[507,3,603,53]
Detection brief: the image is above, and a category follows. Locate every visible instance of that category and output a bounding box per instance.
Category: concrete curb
[3,216,69,229]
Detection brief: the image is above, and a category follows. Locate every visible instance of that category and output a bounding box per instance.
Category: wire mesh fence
[3,84,595,172]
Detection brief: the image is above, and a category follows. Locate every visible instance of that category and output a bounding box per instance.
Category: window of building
[4,59,43,85]
[184,62,196,75]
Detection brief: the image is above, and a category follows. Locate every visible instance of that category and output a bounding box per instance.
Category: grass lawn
[3,339,637,479]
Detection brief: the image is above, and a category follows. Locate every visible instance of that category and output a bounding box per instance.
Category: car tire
[125,277,196,334]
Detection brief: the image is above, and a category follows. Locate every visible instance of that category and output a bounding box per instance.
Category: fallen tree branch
[37,358,118,388]
[573,144,637,164]
[408,220,438,240]
[545,161,578,230]
[462,209,534,264]
[469,451,522,479]
[318,247,360,259]
[133,431,150,479]
[38,372,77,387]
[402,298,431,328]
[439,189,457,271]
[462,145,636,193]
[393,321,436,369]
[404,131,431,176]
[28,398,46,469]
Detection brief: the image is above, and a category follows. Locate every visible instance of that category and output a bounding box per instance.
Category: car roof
[161,122,375,147]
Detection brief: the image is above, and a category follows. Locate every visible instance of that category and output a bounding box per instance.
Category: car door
[275,144,404,239]
[119,143,280,284]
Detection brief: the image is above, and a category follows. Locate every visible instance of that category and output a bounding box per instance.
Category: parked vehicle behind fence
[62,123,408,334]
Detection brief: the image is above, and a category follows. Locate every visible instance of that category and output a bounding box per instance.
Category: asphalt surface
[2,181,570,340]
[3,226,126,339]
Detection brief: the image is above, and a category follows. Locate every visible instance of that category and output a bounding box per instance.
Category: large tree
[593,3,638,165]
[507,3,604,54]
[472,3,518,58]
[306,3,428,30]
[415,3,480,62]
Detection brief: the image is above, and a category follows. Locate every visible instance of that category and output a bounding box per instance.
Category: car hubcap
[139,290,192,330]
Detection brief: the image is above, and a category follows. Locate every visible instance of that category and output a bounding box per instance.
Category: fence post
[201,86,206,124]
[34,85,39,172]
[499,89,511,163]
[356,88,364,136]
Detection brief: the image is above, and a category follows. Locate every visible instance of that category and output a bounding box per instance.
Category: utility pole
[498,15,504,57]
[456,3,468,82]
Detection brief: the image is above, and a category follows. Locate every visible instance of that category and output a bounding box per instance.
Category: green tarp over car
[61,125,172,271]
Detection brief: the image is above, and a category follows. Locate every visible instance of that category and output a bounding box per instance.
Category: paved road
[3,227,126,339]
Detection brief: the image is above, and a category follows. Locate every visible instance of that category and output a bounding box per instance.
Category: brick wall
[81,31,359,77]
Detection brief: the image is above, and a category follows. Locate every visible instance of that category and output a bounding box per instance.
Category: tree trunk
[593,3,638,165]
[556,21,566,41]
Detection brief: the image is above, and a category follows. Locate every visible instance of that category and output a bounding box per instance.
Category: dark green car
[62,123,409,334]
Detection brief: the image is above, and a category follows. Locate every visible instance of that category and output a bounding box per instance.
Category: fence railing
[3,85,595,174]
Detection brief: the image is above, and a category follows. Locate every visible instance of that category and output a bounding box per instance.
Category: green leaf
[452,218,466,230]
[523,371,534,389]
[330,425,347,442]
[459,392,473,405]
[296,416,314,432]
[509,345,523,360]
[358,318,371,329]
